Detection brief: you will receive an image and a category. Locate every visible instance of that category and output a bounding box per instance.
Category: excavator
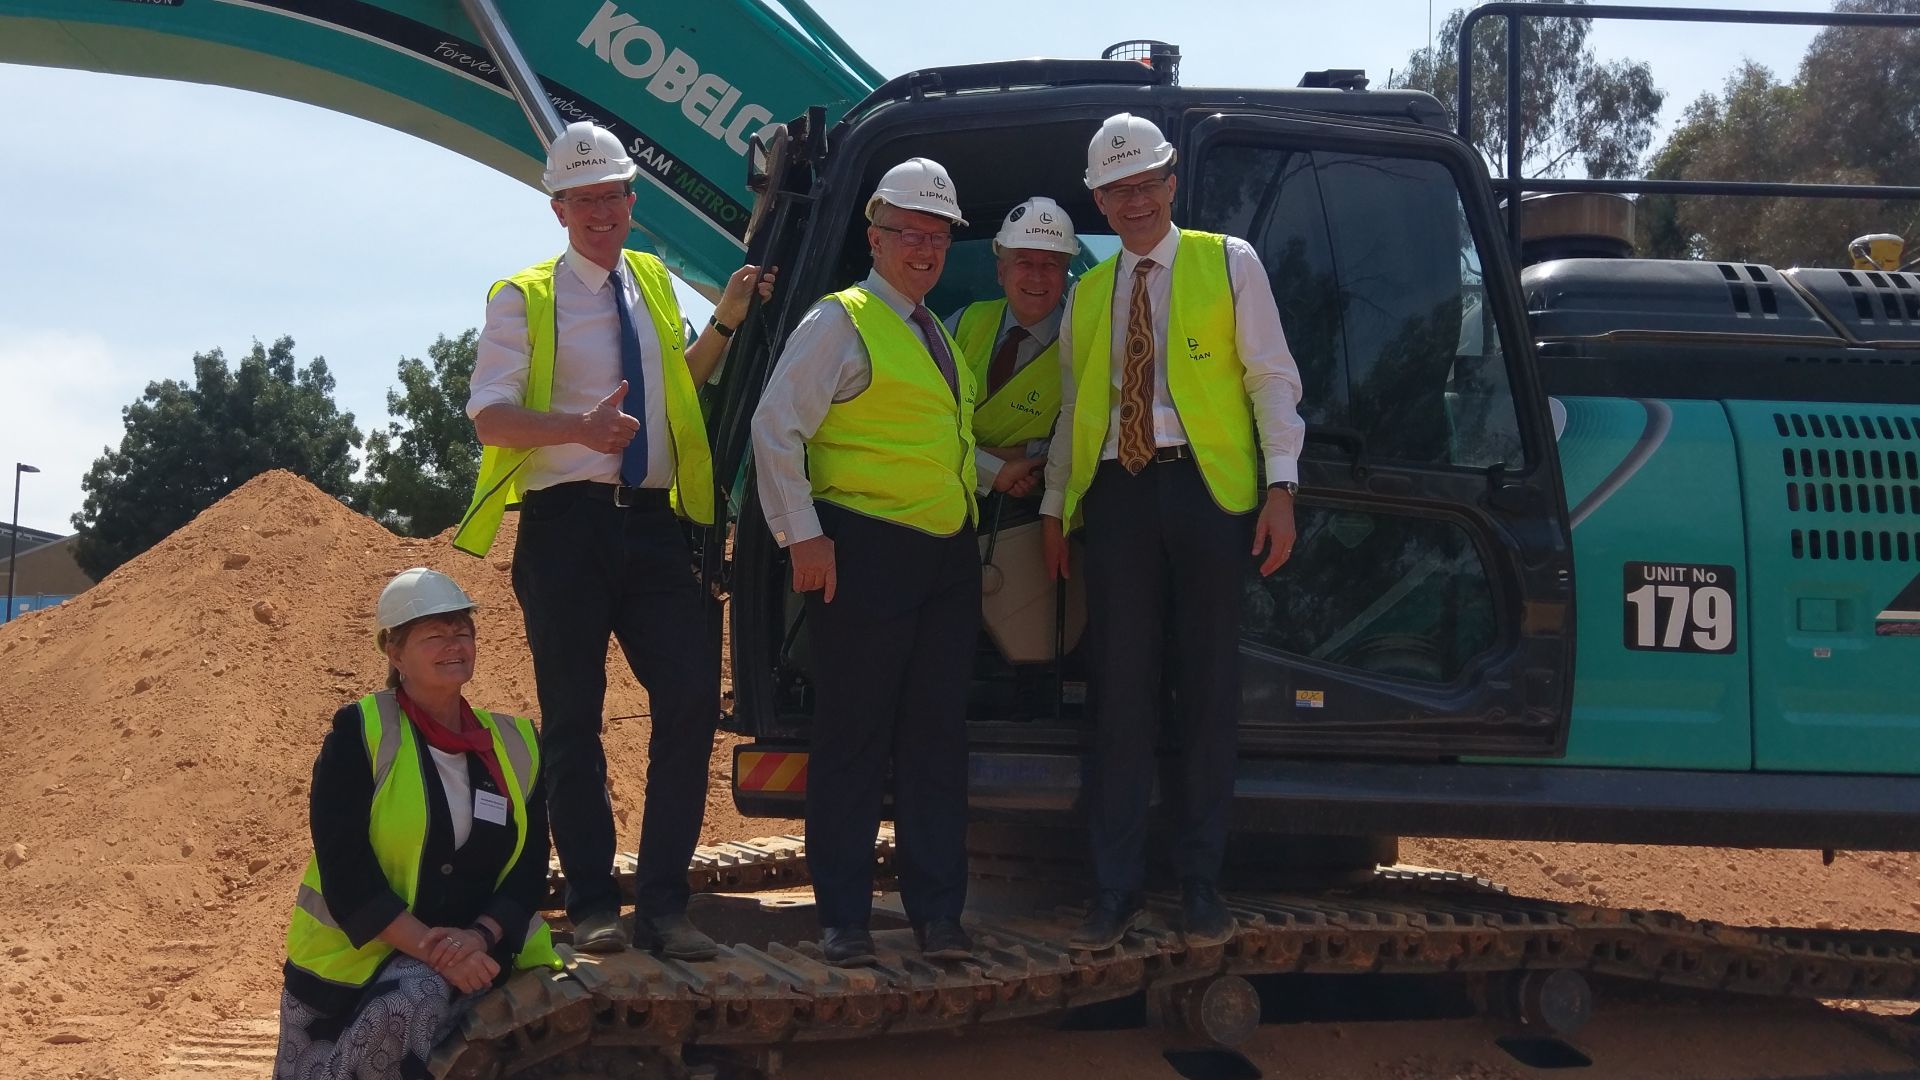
[7,1,1920,1075]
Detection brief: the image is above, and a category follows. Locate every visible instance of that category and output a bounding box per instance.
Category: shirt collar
[1117,225,1181,277]
[860,271,922,319]
[563,246,617,293]
[1005,302,1064,345]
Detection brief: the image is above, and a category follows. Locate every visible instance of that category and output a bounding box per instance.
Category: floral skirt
[273,956,473,1080]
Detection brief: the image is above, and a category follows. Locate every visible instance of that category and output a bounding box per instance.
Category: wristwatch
[708,315,737,339]
[1268,481,1299,496]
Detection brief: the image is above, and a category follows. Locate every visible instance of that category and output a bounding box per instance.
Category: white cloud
[0,326,173,534]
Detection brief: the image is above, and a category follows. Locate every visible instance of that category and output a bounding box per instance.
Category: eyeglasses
[556,192,631,210]
[1099,176,1170,202]
[873,224,954,249]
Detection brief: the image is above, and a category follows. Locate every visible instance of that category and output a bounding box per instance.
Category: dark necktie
[908,304,960,399]
[986,324,1029,396]
[609,264,649,485]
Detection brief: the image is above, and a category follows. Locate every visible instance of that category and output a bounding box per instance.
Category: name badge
[473,789,510,826]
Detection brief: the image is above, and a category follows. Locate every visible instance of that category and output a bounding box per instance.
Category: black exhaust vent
[1789,528,1919,561]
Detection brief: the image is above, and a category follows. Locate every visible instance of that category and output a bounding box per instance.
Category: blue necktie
[610,263,649,486]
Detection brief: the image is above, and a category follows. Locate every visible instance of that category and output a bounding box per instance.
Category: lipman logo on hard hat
[933,175,947,189]
[1039,211,1054,223]
[577,139,592,154]
[1111,135,1126,148]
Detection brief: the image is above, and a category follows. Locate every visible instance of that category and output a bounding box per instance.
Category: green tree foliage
[71,337,362,578]
[1642,1,1920,267]
[1389,0,1665,179]
[361,331,482,538]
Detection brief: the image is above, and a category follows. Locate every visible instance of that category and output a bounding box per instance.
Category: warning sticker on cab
[1622,562,1737,654]
[1294,690,1325,709]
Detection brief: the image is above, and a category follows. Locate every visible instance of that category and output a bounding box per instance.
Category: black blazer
[284,701,549,1012]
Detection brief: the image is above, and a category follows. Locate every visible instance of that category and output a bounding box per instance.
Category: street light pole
[6,463,41,624]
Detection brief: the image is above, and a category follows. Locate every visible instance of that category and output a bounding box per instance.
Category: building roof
[0,522,62,553]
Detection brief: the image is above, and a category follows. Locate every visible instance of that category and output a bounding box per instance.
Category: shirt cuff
[1039,490,1066,520]
[975,451,1004,495]
[337,890,409,950]
[765,505,822,547]
[1265,455,1300,487]
[465,387,524,421]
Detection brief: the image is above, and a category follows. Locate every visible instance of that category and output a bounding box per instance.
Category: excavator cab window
[1192,140,1522,691]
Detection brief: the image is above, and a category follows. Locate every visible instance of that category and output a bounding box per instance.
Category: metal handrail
[1455,3,1920,246]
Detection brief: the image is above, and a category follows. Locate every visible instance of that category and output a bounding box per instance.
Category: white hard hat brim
[866,193,968,227]
[545,162,640,194]
[1086,146,1178,190]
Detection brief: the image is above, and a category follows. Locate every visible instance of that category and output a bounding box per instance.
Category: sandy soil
[2,470,1916,1079]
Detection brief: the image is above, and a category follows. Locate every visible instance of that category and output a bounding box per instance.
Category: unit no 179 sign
[1622,562,1737,654]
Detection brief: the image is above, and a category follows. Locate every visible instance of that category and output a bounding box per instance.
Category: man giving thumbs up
[459,121,774,961]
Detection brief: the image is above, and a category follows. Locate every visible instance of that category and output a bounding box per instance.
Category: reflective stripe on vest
[953,299,1063,448]
[1062,230,1257,525]
[452,249,715,556]
[284,691,563,987]
[806,287,979,534]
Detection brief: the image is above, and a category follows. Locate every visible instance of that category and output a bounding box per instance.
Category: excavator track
[542,831,898,910]
[441,838,1920,1079]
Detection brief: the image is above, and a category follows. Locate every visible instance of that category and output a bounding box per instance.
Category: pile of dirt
[0,471,772,1078]
[0,470,1914,1080]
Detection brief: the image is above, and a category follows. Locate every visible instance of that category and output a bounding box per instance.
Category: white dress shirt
[944,302,1063,489]
[1040,225,1305,519]
[466,246,674,490]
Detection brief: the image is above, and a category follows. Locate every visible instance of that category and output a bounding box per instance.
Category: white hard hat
[1084,113,1176,189]
[993,197,1078,256]
[543,121,637,193]
[865,157,968,226]
[377,567,477,632]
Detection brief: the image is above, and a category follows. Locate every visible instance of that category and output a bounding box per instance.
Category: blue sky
[0,0,1833,534]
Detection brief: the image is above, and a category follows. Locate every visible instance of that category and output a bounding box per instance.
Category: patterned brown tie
[1116,258,1158,473]
[986,325,1028,396]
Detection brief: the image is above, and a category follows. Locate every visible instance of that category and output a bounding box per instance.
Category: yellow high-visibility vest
[806,287,978,534]
[952,299,1063,447]
[452,249,714,556]
[1061,230,1257,525]
[283,691,563,988]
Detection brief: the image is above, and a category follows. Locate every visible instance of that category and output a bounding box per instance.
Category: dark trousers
[511,486,719,921]
[805,502,979,930]
[1082,458,1252,894]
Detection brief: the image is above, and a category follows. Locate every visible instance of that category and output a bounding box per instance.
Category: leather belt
[524,480,669,510]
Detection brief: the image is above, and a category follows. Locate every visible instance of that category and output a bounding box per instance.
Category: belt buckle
[612,484,635,509]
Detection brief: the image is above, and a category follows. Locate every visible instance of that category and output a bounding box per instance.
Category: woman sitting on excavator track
[274,568,562,1079]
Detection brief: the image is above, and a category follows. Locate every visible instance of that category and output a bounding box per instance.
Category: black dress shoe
[917,918,974,961]
[821,926,878,967]
[635,912,721,961]
[1067,892,1146,950]
[1181,879,1235,947]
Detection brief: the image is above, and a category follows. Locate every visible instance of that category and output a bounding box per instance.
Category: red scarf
[395,687,508,798]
